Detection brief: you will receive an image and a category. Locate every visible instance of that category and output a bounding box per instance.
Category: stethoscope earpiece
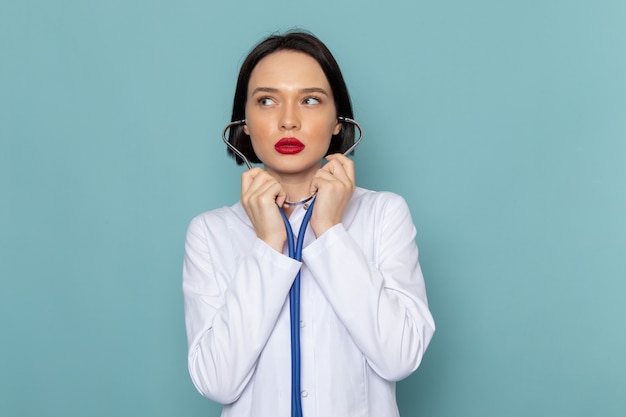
[337,116,363,155]
[221,119,249,168]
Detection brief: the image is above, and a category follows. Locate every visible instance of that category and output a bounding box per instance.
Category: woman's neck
[265,168,317,216]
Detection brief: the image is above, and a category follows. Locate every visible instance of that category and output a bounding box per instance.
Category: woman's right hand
[241,168,287,252]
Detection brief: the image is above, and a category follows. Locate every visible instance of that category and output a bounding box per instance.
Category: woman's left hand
[309,153,355,237]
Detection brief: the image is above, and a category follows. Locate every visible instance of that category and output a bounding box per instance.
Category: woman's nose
[279,104,300,131]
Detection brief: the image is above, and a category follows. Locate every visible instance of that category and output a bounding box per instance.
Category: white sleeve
[182,214,301,403]
[302,194,435,381]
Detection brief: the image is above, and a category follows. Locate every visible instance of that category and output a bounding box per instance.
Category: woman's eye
[303,96,321,105]
[258,97,275,106]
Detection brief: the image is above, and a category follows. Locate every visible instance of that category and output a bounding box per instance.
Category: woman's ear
[243,123,249,135]
[333,120,342,135]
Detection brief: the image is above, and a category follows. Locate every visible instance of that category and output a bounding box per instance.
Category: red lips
[274,137,305,155]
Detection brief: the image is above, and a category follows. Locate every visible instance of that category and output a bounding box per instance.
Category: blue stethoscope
[222,117,362,417]
[279,199,315,416]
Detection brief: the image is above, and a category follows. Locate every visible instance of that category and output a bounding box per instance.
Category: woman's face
[243,50,341,178]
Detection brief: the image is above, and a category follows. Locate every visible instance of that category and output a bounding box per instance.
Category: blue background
[2,1,625,416]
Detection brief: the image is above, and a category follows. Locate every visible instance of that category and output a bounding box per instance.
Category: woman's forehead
[248,50,331,92]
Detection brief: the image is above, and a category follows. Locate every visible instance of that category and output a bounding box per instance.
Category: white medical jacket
[183,187,435,417]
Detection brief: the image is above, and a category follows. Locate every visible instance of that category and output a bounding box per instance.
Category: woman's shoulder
[187,201,251,234]
[351,186,408,208]
[346,187,411,223]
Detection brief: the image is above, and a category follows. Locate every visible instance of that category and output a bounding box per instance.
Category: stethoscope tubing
[279,198,315,417]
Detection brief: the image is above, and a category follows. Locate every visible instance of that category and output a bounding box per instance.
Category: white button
[301,390,308,398]
[300,320,306,328]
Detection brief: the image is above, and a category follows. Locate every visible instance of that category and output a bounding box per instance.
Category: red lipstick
[274,137,305,155]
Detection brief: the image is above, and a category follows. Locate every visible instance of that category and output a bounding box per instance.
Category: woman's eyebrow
[300,87,330,96]
[250,87,330,96]
[250,87,279,95]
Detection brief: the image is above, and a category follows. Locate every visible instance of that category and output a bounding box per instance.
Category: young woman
[183,31,435,417]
